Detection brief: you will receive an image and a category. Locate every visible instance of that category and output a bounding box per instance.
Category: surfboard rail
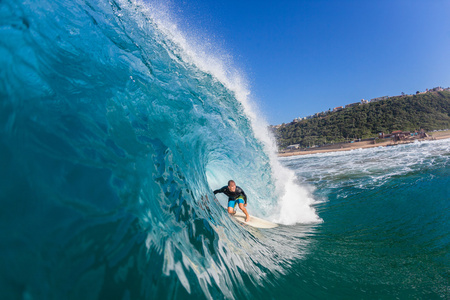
[229,210,278,229]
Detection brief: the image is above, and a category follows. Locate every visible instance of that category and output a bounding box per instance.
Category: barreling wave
[0,0,320,298]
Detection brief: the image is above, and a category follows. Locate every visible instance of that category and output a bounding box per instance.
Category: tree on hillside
[273,91,450,148]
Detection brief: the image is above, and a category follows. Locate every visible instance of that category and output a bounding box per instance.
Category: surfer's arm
[213,186,226,195]
[240,189,248,205]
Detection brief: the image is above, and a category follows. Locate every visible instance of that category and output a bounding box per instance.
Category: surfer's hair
[228,180,235,186]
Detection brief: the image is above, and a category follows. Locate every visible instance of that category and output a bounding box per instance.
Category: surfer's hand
[244,203,247,207]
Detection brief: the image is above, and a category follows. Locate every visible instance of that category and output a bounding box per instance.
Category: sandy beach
[278,130,450,157]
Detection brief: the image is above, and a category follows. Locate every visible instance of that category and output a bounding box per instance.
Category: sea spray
[141,0,321,224]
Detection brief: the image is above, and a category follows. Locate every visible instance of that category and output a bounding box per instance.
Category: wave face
[0,0,319,299]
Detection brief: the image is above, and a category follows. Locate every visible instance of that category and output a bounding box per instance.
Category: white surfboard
[230,210,278,229]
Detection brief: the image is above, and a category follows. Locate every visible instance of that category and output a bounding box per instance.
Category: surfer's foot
[245,216,250,222]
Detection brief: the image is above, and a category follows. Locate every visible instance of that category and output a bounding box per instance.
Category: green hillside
[273,91,450,148]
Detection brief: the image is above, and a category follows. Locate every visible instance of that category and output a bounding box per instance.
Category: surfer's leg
[227,200,236,215]
[238,203,250,222]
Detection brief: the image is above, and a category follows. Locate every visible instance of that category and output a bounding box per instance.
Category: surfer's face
[228,183,236,192]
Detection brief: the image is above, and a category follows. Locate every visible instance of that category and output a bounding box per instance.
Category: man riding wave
[214,180,250,222]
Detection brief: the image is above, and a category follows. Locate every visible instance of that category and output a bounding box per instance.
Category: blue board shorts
[228,197,245,208]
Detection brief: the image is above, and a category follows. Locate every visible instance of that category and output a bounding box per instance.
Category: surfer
[214,180,250,222]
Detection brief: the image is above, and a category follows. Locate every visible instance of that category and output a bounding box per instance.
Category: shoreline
[278,130,450,157]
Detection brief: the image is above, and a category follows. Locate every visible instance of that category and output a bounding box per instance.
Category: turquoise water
[1,0,449,299]
[280,140,450,299]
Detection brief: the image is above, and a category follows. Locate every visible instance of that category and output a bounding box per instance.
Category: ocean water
[1,0,449,299]
[280,140,450,299]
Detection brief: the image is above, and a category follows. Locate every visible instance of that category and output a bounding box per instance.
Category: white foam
[283,138,450,191]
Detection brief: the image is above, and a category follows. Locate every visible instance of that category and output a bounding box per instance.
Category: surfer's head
[228,180,236,192]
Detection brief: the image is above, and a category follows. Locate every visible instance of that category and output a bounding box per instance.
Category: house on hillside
[286,144,300,150]
[371,96,389,102]
[380,130,429,141]
[430,86,444,92]
[391,130,409,141]
[333,106,343,112]
[418,129,429,138]
[345,102,360,108]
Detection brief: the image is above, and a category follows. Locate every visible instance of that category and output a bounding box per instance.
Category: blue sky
[167,0,450,125]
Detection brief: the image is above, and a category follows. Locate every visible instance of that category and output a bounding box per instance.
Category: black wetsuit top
[213,186,247,204]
